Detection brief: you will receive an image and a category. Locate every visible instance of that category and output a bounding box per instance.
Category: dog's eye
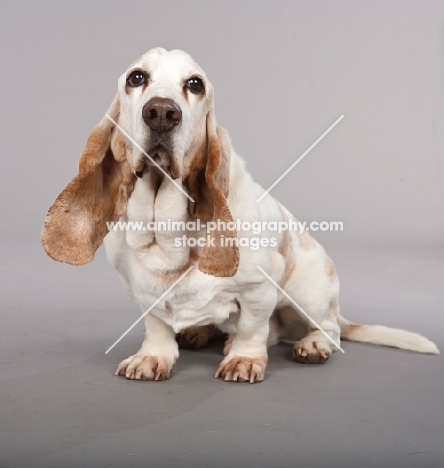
[186,77,204,95]
[126,70,147,88]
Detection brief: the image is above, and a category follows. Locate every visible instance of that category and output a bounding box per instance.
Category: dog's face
[117,48,213,179]
[41,48,239,276]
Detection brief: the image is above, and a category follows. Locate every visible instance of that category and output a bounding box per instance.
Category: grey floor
[1,240,443,468]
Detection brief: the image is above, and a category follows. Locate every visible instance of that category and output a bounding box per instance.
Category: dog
[41,48,439,383]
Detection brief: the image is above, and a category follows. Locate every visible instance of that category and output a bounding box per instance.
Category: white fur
[105,48,439,383]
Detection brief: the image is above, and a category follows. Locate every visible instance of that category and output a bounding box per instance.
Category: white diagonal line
[106,114,195,203]
[105,266,194,354]
[257,266,345,353]
[256,115,344,202]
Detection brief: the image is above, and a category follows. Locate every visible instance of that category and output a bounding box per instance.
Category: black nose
[142,97,182,132]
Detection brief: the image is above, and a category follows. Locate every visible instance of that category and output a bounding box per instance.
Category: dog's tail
[339,317,439,354]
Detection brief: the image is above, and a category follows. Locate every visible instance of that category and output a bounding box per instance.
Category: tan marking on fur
[278,229,296,288]
[180,94,239,277]
[186,141,213,221]
[197,123,239,277]
[134,159,146,174]
[275,202,296,288]
[296,228,317,251]
[185,108,239,277]
[181,85,189,102]
[325,256,336,280]
[341,322,361,340]
[41,96,136,266]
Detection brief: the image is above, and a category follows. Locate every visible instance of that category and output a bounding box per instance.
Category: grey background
[1,1,443,467]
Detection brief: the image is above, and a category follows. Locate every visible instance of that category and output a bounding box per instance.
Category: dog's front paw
[293,337,332,364]
[115,355,173,381]
[215,355,267,383]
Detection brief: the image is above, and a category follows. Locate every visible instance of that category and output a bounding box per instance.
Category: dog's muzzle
[142,97,182,132]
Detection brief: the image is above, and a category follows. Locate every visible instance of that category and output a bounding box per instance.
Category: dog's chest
[154,291,240,333]
[133,267,240,333]
[105,229,241,333]
[105,174,244,332]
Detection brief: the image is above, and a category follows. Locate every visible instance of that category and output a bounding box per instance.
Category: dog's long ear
[188,108,239,277]
[41,95,135,266]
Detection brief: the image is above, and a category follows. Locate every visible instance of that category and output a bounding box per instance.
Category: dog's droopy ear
[188,110,239,277]
[41,96,135,265]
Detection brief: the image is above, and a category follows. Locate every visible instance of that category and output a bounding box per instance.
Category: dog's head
[119,48,210,179]
[42,48,239,277]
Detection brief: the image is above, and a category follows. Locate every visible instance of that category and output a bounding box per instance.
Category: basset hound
[42,48,439,383]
